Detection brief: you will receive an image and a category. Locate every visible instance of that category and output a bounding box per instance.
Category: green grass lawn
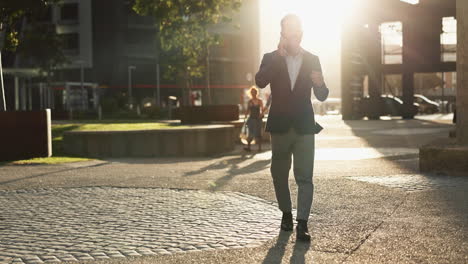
[6,121,187,165]
[53,122,188,132]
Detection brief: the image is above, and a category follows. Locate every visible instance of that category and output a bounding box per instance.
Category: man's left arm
[311,56,329,102]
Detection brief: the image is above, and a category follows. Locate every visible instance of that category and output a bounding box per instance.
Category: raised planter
[63,125,235,158]
[214,119,270,144]
[0,109,52,161]
[179,105,239,124]
[420,138,468,175]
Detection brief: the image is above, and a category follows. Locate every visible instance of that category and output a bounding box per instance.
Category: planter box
[420,138,468,175]
[179,105,239,124]
[0,110,52,161]
[63,125,235,158]
[214,119,270,144]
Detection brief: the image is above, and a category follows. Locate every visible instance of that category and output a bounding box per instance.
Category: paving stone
[107,254,126,258]
[0,187,280,263]
[138,251,157,256]
[93,256,110,260]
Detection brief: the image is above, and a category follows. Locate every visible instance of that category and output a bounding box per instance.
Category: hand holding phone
[277,37,287,57]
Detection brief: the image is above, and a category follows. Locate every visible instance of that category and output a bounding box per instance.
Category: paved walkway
[1,117,465,264]
[348,174,468,192]
[0,188,281,264]
[255,148,420,161]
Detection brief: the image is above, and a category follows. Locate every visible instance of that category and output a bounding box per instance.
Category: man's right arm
[255,53,279,88]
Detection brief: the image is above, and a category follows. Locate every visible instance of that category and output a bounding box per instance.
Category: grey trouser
[270,128,315,221]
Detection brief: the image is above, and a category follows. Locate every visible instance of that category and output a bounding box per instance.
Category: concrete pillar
[457,0,468,145]
[367,23,382,120]
[419,1,468,174]
[28,81,32,111]
[340,22,353,120]
[66,83,71,111]
[402,21,415,119]
[39,83,44,110]
[402,72,414,118]
[19,79,24,110]
[14,76,19,110]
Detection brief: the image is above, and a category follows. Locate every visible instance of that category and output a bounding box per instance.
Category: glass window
[383,74,402,96]
[61,3,79,21]
[62,33,79,51]
[380,22,403,64]
[38,6,52,22]
[441,17,456,62]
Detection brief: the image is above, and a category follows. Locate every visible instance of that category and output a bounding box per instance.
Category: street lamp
[128,65,136,109]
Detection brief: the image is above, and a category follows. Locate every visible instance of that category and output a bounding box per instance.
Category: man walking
[255,14,329,241]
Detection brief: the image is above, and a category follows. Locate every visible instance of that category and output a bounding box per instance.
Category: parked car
[413,94,439,114]
[359,94,418,118]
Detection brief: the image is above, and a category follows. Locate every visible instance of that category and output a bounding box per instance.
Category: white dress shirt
[285,49,304,91]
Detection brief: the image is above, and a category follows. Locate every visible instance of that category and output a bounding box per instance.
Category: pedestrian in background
[244,86,264,152]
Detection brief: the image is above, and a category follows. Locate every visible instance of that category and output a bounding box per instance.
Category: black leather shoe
[296,220,311,241]
[281,212,293,231]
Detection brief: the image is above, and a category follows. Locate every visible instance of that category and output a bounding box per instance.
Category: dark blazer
[255,50,329,134]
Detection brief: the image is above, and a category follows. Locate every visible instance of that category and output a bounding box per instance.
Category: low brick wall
[0,110,52,161]
[63,125,235,158]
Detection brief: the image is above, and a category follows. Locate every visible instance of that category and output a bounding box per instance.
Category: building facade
[341,0,457,119]
[2,0,261,115]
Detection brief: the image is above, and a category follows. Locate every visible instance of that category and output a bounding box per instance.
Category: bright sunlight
[259,0,358,97]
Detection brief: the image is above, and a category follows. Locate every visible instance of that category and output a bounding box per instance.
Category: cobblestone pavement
[347,174,468,192]
[0,187,282,264]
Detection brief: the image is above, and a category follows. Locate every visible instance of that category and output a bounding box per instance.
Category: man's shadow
[262,231,292,264]
[289,239,311,264]
[262,230,311,264]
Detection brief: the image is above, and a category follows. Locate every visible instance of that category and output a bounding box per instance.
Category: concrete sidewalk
[0,117,466,264]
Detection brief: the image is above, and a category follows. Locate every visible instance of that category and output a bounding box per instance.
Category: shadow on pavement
[0,162,109,186]
[208,158,271,191]
[262,231,293,264]
[343,119,453,148]
[289,239,311,264]
[343,118,453,172]
[184,155,255,177]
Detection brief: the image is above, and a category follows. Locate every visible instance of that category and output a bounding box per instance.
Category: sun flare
[259,0,357,97]
[260,0,356,53]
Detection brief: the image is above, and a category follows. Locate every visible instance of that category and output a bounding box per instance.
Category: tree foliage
[1,0,53,27]
[17,24,66,71]
[1,0,65,72]
[133,0,242,80]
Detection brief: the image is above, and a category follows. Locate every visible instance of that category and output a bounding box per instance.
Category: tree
[133,0,242,105]
[16,23,66,74]
[1,0,60,51]
[1,0,65,111]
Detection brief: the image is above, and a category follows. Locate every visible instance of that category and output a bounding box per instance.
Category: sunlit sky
[259,0,357,97]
